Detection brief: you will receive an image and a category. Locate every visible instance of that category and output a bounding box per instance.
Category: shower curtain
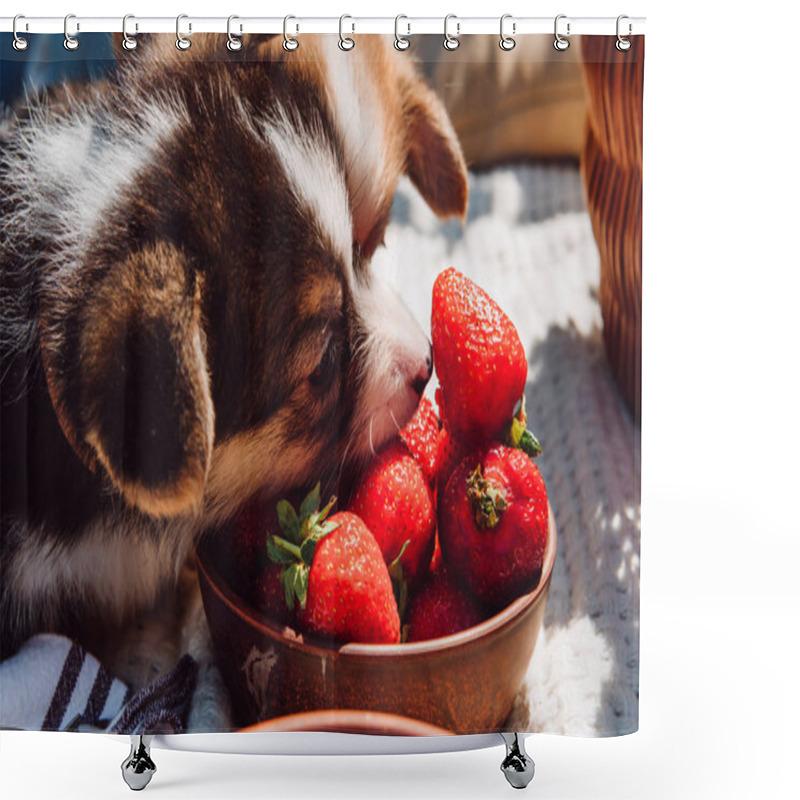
[0,29,642,738]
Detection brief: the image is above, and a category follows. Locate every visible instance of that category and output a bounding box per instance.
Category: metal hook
[283,15,299,51]
[443,14,460,51]
[121,14,138,51]
[553,14,570,51]
[227,15,243,51]
[339,14,355,51]
[12,15,28,51]
[394,15,410,51]
[176,13,191,50]
[499,14,516,51]
[63,13,79,51]
[616,14,632,51]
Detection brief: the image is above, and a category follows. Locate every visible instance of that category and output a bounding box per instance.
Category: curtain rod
[1,16,646,37]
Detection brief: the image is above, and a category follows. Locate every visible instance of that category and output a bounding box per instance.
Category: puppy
[0,34,467,674]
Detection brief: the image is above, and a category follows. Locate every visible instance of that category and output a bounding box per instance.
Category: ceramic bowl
[198,508,556,734]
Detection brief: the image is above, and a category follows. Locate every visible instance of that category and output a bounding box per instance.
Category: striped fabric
[0,634,196,734]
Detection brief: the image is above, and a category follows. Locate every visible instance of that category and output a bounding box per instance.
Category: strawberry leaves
[266,483,340,611]
[299,483,321,521]
[506,396,542,459]
[276,499,301,544]
[507,416,542,459]
[388,540,411,621]
[281,562,310,611]
[267,535,301,565]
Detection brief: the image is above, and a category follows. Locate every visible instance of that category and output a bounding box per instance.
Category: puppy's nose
[411,345,433,397]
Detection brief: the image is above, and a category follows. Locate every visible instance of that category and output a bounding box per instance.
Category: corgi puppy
[0,34,467,666]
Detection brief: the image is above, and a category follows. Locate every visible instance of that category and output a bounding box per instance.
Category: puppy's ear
[402,78,469,219]
[41,243,214,518]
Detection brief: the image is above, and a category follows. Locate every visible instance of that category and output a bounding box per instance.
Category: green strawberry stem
[466,466,508,530]
[388,541,410,621]
[266,485,341,612]
[506,396,542,458]
[271,535,303,562]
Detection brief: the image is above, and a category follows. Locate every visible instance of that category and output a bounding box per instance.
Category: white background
[2,0,799,798]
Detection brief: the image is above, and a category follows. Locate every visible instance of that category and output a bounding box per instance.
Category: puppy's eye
[309,337,339,392]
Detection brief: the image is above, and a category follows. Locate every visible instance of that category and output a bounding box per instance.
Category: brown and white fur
[0,33,467,691]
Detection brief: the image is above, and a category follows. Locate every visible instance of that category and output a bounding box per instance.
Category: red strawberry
[227,495,275,597]
[229,489,307,600]
[431,268,527,444]
[439,444,548,612]
[405,566,484,642]
[399,397,441,486]
[252,562,295,627]
[301,512,399,644]
[267,489,400,645]
[302,512,400,644]
[435,426,468,498]
[436,400,542,501]
[348,442,435,590]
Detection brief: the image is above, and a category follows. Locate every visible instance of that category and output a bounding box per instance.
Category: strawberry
[399,397,441,486]
[229,489,308,601]
[405,566,484,642]
[437,398,542,501]
[227,494,275,597]
[439,444,548,612]
[431,268,527,444]
[267,488,400,645]
[504,395,543,460]
[347,442,436,590]
[435,425,468,498]
[301,513,400,645]
[252,562,295,627]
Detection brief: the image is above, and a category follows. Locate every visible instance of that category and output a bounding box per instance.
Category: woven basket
[580,36,644,419]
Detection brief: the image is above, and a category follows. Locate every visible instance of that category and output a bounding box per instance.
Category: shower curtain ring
[283,15,299,51]
[12,15,29,51]
[227,15,243,51]
[339,15,355,51]
[616,15,632,51]
[176,14,191,50]
[553,14,570,51]
[121,15,138,51]
[394,15,410,50]
[63,14,79,51]
[443,14,460,51]
[499,14,516,51]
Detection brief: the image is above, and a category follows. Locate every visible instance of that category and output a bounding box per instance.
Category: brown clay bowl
[239,710,452,736]
[197,507,556,734]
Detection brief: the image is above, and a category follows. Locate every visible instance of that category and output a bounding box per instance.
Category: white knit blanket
[376,164,641,736]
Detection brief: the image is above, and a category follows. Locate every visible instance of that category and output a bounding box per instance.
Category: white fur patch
[350,273,430,459]
[259,105,352,269]
[1,89,187,276]
[319,38,394,235]
[4,515,196,636]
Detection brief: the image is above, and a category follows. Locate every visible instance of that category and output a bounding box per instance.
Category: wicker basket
[580,36,644,419]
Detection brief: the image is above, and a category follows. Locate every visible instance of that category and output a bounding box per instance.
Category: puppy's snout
[411,344,433,397]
